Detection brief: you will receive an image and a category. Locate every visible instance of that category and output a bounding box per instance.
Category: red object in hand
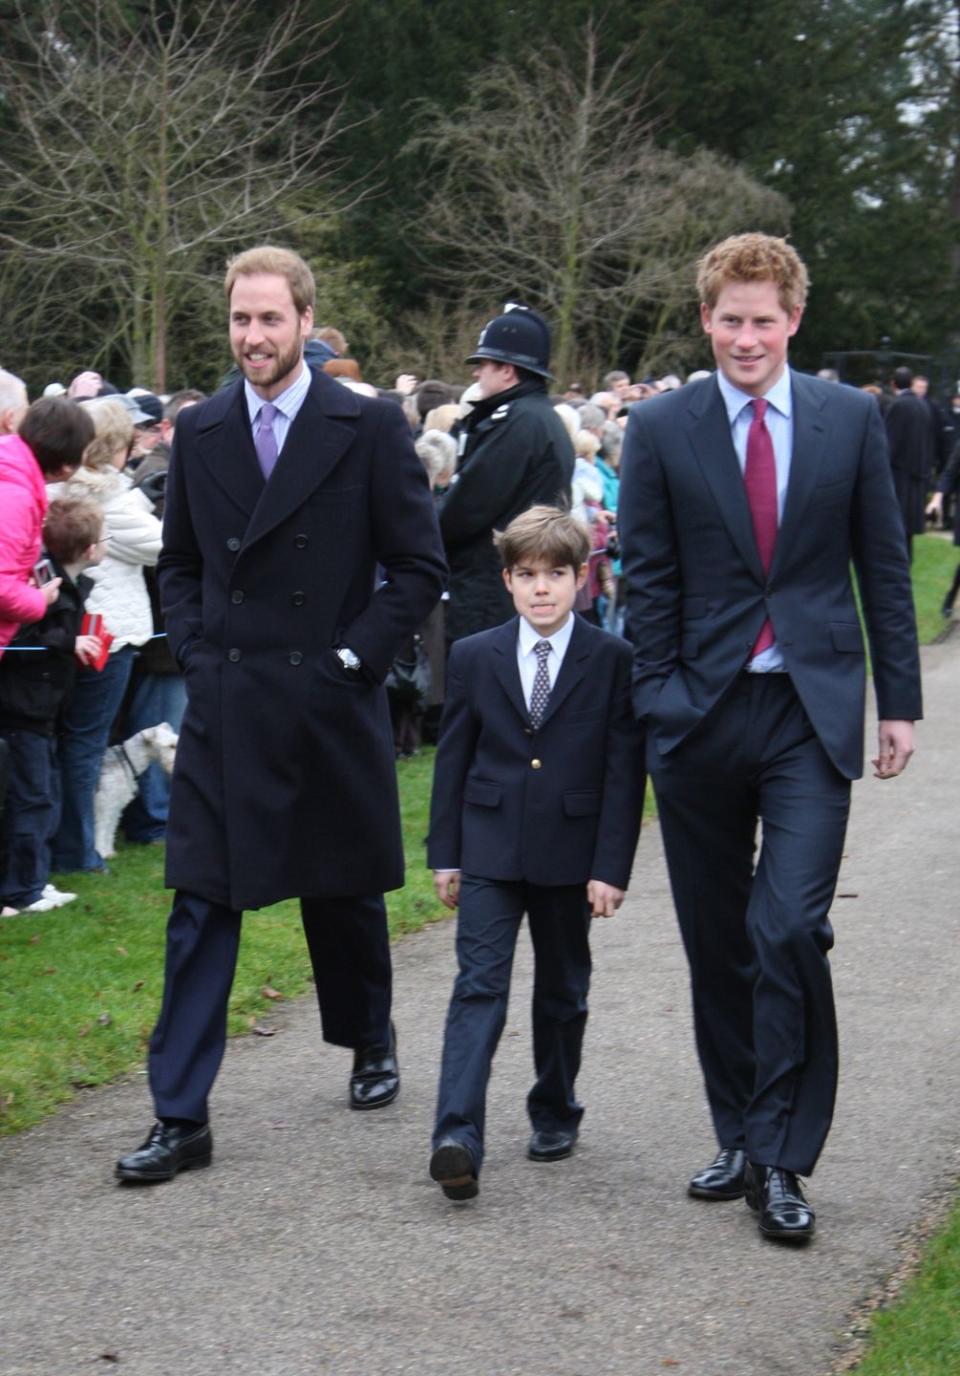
[78,612,113,671]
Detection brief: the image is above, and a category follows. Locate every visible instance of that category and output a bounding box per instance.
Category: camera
[33,558,56,586]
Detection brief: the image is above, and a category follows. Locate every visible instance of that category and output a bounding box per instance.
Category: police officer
[440,305,574,644]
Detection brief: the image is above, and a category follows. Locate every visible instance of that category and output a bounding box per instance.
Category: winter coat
[53,465,162,650]
[439,381,574,642]
[158,371,446,911]
[0,434,49,654]
[0,566,92,733]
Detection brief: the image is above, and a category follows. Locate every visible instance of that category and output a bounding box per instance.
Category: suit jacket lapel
[242,371,362,552]
[771,373,829,576]
[686,378,765,583]
[538,615,594,728]
[490,618,529,724]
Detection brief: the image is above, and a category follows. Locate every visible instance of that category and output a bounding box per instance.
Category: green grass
[851,1206,960,1374]
[910,533,957,645]
[0,749,439,1134]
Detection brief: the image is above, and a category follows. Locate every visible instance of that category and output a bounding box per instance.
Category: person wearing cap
[439,305,575,645]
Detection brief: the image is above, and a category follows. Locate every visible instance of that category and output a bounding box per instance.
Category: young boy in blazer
[427,505,645,1201]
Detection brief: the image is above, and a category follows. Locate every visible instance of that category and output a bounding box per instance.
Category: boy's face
[503,557,587,638]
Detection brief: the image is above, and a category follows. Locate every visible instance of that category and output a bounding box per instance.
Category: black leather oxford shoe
[349,1023,399,1110]
[687,1147,747,1200]
[744,1162,816,1242]
[527,1128,577,1162]
[429,1139,479,1201]
[115,1121,212,1183]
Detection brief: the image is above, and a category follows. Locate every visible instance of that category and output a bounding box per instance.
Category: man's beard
[235,340,303,392]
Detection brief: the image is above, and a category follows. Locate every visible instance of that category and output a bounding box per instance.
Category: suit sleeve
[938,438,960,496]
[618,405,683,717]
[156,411,204,668]
[426,647,480,870]
[851,398,923,721]
[340,403,447,681]
[589,643,646,890]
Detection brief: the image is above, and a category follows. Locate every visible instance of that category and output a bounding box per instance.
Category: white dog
[94,723,179,859]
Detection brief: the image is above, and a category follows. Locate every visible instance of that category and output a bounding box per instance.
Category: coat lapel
[194,382,263,521]
[537,615,594,728]
[771,373,829,575]
[685,378,765,584]
[490,618,529,724]
[241,371,362,552]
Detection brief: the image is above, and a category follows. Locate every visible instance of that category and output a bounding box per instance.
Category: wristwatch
[335,646,361,672]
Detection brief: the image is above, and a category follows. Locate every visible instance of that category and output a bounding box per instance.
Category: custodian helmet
[465,303,553,380]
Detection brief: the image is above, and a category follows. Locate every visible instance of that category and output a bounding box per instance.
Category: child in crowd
[426,505,645,1201]
[0,499,105,915]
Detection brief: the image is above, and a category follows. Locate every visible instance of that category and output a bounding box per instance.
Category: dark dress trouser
[148,891,391,1123]
[650,673,851,1177]
[432,875,592,1171]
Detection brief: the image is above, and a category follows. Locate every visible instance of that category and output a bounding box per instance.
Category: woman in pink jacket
[0,398,95,654]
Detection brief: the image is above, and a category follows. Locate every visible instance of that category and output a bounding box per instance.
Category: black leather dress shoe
[687,1147,747,1200]
[429,1138,479,1200]
[744,1162,815,1242]
[527,1128,576,1162]
[115,1121,212,1183]
[349,1023,399,1110]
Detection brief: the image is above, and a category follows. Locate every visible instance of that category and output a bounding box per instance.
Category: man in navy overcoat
[619,233,921,1242]
[117,247,446,1182]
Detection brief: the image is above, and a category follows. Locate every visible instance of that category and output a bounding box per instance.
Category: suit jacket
[427,616,645,889]
[158,370,446,910]
[619,372,922,781]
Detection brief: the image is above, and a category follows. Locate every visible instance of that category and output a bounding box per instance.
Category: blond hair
[494,505,590,571]
[697,233,809,314]
[224,245,315,314]
[79,398,134,470]
[574,429,600,459]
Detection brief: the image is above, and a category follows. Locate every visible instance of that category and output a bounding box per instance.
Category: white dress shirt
[516,610,575,707]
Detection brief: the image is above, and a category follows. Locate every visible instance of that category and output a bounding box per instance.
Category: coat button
[531,758,542,769]
[227,537,241,552]
[294,533,308,548]
[291,591,306,606]
[289,651,303,666]
[228,648,241,662]
[231,590,245,604]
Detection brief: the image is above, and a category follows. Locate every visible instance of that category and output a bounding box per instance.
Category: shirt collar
[517,610,576,659]
[244,359,309,424]
[716,364,793,426]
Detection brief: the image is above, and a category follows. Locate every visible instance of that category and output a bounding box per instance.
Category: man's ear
[502,566,514,592]
[575,562,588,590]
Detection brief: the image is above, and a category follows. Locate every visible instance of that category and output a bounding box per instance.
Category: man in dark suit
[117,246,446,1183]
[426,506,644,1201]
[885,366,936,561]
[619,233,921,1243]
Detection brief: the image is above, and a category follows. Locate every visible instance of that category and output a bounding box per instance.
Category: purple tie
[744,398,777,657]
[255,402,279,480]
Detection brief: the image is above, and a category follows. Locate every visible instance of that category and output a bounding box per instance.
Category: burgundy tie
[744,398,777,657]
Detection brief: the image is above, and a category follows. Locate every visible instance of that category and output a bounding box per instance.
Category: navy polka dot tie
[529,639,552,728]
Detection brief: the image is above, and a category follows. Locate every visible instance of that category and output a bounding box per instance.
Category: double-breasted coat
[158,371,446,911]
